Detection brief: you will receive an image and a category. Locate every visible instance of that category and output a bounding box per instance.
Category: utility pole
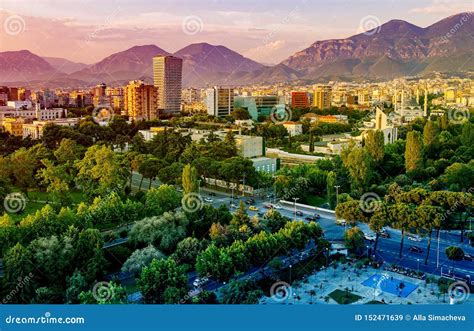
[293,197,299,219]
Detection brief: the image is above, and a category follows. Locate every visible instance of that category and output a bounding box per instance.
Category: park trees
[343,226,365,253]
[121,245,166,275]
[326,171,337,208]
[220,279,263,304]
[144,185,181,217]
[364,130,385,163]
[390,203,414,258]
[182,164,199,195]
[415,205,443,265]
[138,257,188,304]
[405,131,424,173]
[75,145,128,198]
[341,144,373,193]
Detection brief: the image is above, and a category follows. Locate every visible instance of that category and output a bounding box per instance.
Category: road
[129,172,474,282]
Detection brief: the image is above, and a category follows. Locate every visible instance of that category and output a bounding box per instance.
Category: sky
[0,0,472,65]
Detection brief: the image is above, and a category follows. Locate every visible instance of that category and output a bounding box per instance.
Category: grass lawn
[328,289,362,304]
[6,188,88,222]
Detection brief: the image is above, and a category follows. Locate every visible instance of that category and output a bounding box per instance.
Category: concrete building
[234,95,285,120]
[153,56,183,114]
[291,91,310,108]
[22,118,79,139]
[206,87,234,117]
[282,121,303,136]
[314,86,332,109]
[124,80,158,121]
[0,104,67,120]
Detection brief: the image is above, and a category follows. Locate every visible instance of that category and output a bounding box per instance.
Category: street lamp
[289,264,292,285]
[366,245,369,259]
[417,258,420,274]
[334,185,340,207]
[325,247,329,281]
[293,197,299,220]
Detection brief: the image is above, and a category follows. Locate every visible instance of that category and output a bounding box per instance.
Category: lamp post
[334,185,340,207]
[289,264,292,285]
[325,248,329,281]
[417,258,420,274]
[366,245,369,259]
[293,197,299,220]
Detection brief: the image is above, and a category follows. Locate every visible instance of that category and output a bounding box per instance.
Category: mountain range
[0,12,472,88]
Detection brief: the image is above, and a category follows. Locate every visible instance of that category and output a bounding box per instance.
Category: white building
[282,121,303,136]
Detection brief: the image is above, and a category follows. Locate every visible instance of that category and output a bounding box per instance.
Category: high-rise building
[124,80,158,121]
[92,83,108,106]
[153,56,183,114]
[206,87,234,117]
[291,91,310,108]
[314,86,332,109]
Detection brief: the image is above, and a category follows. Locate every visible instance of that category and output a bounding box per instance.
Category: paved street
[129,172,474,282]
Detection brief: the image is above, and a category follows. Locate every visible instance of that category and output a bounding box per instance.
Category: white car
[407,234,421,242]
[364,233,376,241]
[204,197,213,203]
[335,219,347,226]
[273,204,283,209]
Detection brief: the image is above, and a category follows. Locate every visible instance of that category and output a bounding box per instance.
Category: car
[463,253,474,261]
[204,197,213,203]
[263,204,273,209]
[249,206,259,211]
[274,204,283,209]
[380,231,390,238]
[364,233,376,241]
[230,203,237,208]
[314,214,321,219]
[409,246,423,253]
[295,211,303,216]
[335,219,347,226]
[248,198,256,203]
[305,216,316,221]
[407,234,421,242]
[244,200,252,205]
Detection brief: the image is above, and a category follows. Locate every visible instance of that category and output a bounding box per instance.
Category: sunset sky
[1,0,473,64]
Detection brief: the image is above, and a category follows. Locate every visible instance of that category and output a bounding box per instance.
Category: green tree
[341,144,373,193]
[75,145,128,198]
[343,226,365,253]
[364,130,385,162]
[79,282,128,304]
[121,245,166,275]
[138,257,188,304]
[220,279,263,304]
[326,171,337,208]
[182,164,199,195]
[3,243,36,303]
[415,205,443,265]
[405,131,424,173]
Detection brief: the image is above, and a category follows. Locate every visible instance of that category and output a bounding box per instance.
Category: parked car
[409,246,423,253]
[249,205,259,211]
[295,211,303,216]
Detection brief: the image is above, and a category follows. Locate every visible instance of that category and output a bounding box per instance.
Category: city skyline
[1,0,473,65]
